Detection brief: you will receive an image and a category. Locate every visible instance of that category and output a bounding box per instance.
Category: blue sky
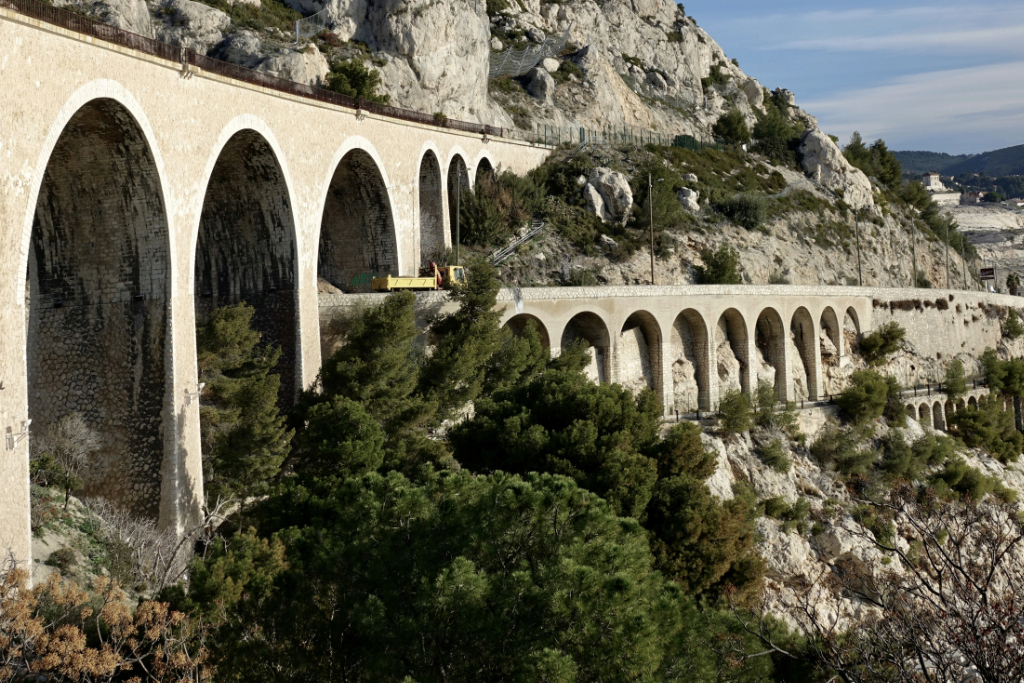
[684,1,1024,155]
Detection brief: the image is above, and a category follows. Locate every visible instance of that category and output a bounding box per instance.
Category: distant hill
[943,143,1024,177]
[893,150,975,175]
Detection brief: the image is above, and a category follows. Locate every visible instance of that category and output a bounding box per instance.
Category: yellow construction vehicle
[371,262,466,292]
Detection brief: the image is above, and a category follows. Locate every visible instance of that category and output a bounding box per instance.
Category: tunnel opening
[671,310,709,412]
[319,148,399,292]
[195,130,299,405]
[418,150,446,267]
[561,312,611,384]
[618,311,662,399]
[26,98,171,519]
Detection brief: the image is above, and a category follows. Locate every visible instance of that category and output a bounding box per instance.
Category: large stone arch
[844,306,861,355]
[319,146,399,292]
[919,403,930,425]
[790,306,818,400]
[446,153,471,253]
[819,306,842,361]
[617,311,662,399]
[968,396,978,410]
[418,148,446,266]
[474,153,495,186]
[715,308,749,398]
[671,309,711,412]
[504,313,551,350]
[755,307,788,401]
[25,97,172,519]
[195,129,300,403]
[560,311,611,384]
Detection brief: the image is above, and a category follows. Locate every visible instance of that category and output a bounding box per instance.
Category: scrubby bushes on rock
[857,321,905,365]
[695,244,743,284]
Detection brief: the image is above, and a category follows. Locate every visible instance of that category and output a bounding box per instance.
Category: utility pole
[855,212,862,286]
[649,173,655,285]
[911,220,918,287]
[944,222,950,289]
[961,239,967,289]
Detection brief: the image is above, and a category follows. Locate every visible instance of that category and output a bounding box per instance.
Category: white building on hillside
[923,172,946,191]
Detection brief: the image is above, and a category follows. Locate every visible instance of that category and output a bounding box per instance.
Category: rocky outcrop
[800,128,874,210]
[258,45,330,86]
[156,0,231,53]
[525,66,555,105]
[678,187,700,213]
[584,167,633,225]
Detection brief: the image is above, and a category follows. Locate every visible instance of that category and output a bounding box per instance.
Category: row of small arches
[503,303,862,410]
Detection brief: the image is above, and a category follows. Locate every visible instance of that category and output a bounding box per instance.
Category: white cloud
[803,61,1024,153]
[779,25,1024,54]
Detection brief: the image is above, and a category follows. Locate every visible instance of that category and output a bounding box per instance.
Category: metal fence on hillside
[295,7,329,42]
[530,124,727,151]
[489,23,572,79]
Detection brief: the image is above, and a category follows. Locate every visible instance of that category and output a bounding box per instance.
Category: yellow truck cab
[371,264,465,292]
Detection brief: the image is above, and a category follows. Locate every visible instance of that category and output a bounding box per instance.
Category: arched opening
[968,396,978,410]
[945,401,955,424]
[906,404,917,421]
[618,311,662,399]
[27,98,170,518]
[756,308,786,400]
[196,130,299,404]
[932,402,945,431]
[561,312,611,384]
[790,307,817,401]
[447,154,470,252]
[919,404,930,424]
[715,309,748,397]
[844,307,860,355]
[819,306,841,363]
[504,314,551,349]
[319,148,399,293]
[418,150,446,267]
[475,157,494,186]
[671,309,710,412]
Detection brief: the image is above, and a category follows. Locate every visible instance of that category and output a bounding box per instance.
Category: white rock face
[586,167,633,225]
[800,128,875,210]
[526,66,555,104]
[258,45,330,86]
[682,173,699,183]
[301,0,509,124]
[98,0,153,37]
[583,183,607,222]
[217,30,264,67]
[678,187,700,213]
[157,0,231,53]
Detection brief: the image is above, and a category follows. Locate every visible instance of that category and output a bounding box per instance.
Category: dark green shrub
[753,380,801,438]
[751,101,804,168]
[717,389,752,434]
[842,133,902,191]
[1004,310,1024,339]
[325,59,390,104]
[694,245,743,284]
[459,170,545,247]
[718,193,768,230]
[944,359,967,402]
[858,321,905,365]
[837,369,889,424]
[929,455,1017,502]
[947,394,1023,464]
[712,109,750,145]
[810,424,873,477]
[756,439,791,473]
[45,547,78,574]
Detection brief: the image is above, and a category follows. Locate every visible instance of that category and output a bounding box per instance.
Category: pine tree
[197,304,292,506]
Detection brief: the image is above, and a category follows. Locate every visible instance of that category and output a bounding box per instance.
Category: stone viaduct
[0,2,549,565]
[3,1,1024,572]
